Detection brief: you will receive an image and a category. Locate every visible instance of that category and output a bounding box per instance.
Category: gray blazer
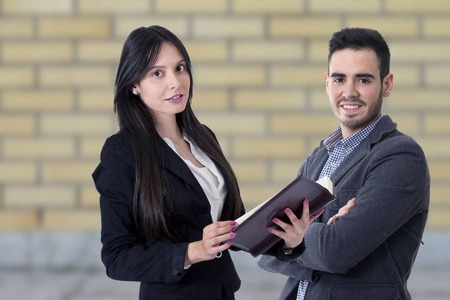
[258,115,430,300]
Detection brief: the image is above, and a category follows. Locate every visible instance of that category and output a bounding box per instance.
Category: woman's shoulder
[100,131,134,164]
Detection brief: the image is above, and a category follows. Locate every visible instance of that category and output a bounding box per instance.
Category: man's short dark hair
[328,27,391,80]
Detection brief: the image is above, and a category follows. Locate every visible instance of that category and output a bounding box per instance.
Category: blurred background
[1,0,449,299]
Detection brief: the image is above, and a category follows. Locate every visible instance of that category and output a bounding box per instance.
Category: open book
[231,175,335,257]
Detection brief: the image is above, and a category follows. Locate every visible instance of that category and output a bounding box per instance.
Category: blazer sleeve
[297,135,429,274]
[92,136,189,283]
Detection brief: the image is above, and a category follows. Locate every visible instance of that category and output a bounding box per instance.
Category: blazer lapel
[331,115,397,186]
[331,141,370,186]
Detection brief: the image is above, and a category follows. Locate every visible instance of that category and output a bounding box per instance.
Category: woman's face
[133,41,191,122]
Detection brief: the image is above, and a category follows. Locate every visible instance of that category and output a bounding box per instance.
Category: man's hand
[327,198,356,225]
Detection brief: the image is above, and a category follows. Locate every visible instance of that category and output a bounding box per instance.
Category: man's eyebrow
[330,72,375,78]
[330,73,346,77]
[355,73,375,78]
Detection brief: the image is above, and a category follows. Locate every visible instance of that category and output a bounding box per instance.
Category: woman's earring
[133,90,139,95]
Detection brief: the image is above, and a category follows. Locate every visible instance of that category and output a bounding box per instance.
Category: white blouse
[163,134,227,222]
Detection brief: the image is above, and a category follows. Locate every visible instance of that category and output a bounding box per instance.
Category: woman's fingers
[267,199,310,248]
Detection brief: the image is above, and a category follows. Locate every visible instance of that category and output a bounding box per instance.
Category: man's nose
[342,82,359,99]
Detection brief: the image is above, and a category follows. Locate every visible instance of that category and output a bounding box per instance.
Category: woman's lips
[166,94,183,103]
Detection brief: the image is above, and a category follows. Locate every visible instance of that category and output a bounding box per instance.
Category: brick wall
[1,0,449,241]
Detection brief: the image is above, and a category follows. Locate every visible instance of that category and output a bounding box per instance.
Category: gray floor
[2,230,450,299]
[1,253,450,300]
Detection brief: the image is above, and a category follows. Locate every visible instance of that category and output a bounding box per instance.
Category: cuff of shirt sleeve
[276,240,306,261]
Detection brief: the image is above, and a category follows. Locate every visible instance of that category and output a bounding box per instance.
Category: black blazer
[92,129,244,300]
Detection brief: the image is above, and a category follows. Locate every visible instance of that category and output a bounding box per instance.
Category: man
[258,27,430,300]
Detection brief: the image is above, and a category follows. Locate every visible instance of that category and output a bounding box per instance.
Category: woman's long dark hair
[114,25,242,240]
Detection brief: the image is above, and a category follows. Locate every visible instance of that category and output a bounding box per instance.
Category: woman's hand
[327,197,355,225]
[267,199,323,249]
[185,221,236,267]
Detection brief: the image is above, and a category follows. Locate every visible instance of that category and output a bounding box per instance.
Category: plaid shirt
[318,115,383,180]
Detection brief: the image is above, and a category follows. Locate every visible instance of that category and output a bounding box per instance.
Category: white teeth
[343,105,359,109]
[170,95,181,100]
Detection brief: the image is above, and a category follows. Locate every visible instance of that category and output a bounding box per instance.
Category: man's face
[325,48,393,138]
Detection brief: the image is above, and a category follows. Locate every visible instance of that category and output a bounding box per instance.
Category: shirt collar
[324,115,383,153]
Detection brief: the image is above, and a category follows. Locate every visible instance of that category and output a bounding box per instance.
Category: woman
[92,25,316,300]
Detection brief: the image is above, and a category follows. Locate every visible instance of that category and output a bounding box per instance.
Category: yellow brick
[195,66,266,87]
[79,0,150,13]
[430,185,450,205]
[234,89,306,110]
[0,115,34,135]
[43,210,100,230]
[41,114,113,135]
[196,113,265,135]
[271,114,337,134]
[40,67,112,87]
[2,90,73,111]
[386,0,450,13]
[184,42,227,63]
[309,137,325,154]
[2,42,72,63]
[429,162,450,181]
[390,42,450,62]
[424,18,450,37]
[39,18,111,38]
[311,88,331,111]
[273,160,303,182]
[4,186,75,208]
[79,90,113,111]
[81,138,106,158]
[3,138,75,159]
[192,90,229,110]
[425,66,450,87]
[415,138,450,159]
[230,161,268,183]
[427,208,450,229]
[424,114,450,135]
[1,0,71,15]
[309,41,329,63]
[0,18,33,38]
[115,18,188,38]
[390,65,420,87]
[233,41,303,62]
[43,162,98,183]
[384,114,420,136]
[0,67,33,88]
[240,185,285,209]
[310,0,381,12]
[155,0,226,13]
[0,211,38,231]
[270,18,340,37]
[387,90,450,110]
[235,138,305,158]
[82,186,100,207]
[0,163,36,182]
[215,136,231,156]
[193,18,264,38]
[78,41,122,62]
[346,18,418,38]
[233,0,303,13]
[272,66,327,87]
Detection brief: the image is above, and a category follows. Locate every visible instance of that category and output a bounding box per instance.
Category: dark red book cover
[231,175,335,257]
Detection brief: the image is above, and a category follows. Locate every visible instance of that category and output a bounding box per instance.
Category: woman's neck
[156,116,183,141]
